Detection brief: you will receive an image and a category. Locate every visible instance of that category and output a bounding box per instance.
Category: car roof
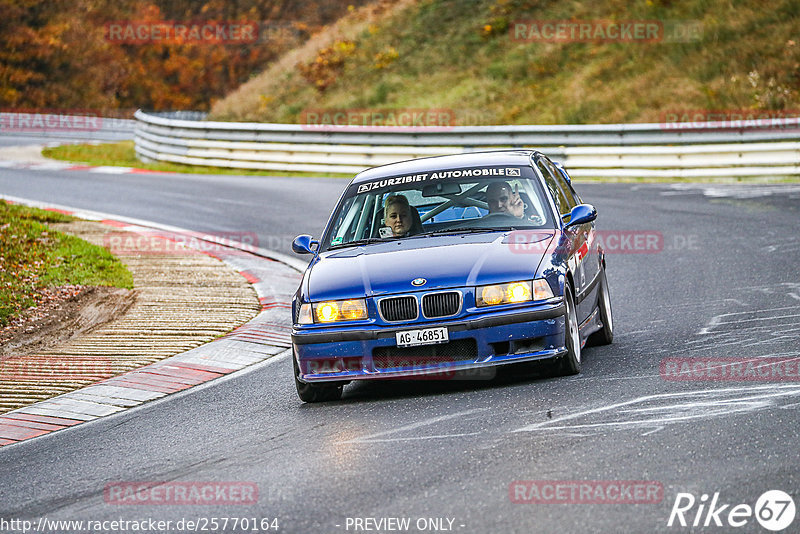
[352,149,543,184]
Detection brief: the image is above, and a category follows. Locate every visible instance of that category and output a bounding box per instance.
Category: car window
[563,178,582,205]
[546,160,579,208]
[552,163,583,204]
[537,160,571,217]
[322,165,554,249]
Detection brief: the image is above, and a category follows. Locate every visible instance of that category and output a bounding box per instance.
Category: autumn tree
[0,0,370,113]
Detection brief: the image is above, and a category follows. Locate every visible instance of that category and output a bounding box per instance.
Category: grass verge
[42,141,354,179]
[0,200,134,327]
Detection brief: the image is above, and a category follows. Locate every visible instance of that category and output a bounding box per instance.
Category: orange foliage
[0,0,369,113]
[297,40,356,92]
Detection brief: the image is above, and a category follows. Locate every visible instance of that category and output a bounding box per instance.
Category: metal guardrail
[134,110,800,178]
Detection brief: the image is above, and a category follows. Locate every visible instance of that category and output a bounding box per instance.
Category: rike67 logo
[668,490,795,531]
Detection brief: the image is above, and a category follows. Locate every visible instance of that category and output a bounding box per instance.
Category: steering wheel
[481,212,525,224]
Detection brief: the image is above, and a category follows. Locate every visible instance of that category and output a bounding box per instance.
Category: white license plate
[395,327,449,347]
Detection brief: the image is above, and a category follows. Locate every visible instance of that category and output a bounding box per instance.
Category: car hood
[307,232,555,300]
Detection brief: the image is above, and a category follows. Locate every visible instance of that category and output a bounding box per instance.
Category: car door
[536,157,595,324]
[548,159,601,322]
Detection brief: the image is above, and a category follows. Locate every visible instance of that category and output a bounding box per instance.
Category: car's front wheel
[555,280,581,376]
[293,353,344,402]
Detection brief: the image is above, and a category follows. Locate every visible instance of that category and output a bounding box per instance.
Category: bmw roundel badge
[411,278,427,287]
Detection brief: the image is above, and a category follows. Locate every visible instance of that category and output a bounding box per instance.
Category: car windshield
[322,165,554,250]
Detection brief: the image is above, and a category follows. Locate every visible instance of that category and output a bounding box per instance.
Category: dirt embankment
[0,286,136,358]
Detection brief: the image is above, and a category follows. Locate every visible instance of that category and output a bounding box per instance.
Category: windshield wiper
[327,237,389,249]
[418,226,517,236]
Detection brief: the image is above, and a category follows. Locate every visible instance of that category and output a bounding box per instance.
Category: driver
[383,194,419,237]
[485,181,524,218]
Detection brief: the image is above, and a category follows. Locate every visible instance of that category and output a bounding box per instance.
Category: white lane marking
[578,375,662,382]
[701,305,800,319]
[341,432,481,444]
[715,312,800,326]
[698,305,800,335]
[7,349,293,450]
[512,385,800,434]
[665,184,800,199]
[724,298,746,306]
[338,408,487,444]
[620,329,652,336]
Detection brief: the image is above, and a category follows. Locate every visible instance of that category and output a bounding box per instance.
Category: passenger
[382,194,422,237]
[485,181,525,218]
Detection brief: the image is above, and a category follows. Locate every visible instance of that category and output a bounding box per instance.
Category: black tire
[293,353,343,403]
[555,280,581,376]
[589,268,614,346]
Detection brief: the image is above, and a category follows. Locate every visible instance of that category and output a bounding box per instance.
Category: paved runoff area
[0,202,302,447]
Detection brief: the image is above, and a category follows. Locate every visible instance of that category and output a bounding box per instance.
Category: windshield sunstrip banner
[355,167,524,194]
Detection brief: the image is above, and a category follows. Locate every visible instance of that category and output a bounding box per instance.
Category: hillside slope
[210,0,800,125]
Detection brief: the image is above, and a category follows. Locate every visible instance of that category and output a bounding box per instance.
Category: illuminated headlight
[299,299,369,324]
[476,280,554,307]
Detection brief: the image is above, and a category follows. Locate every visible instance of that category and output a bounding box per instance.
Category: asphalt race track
[2,148,800,533]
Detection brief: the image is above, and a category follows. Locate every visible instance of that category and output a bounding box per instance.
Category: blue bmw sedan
[290,150,613,402]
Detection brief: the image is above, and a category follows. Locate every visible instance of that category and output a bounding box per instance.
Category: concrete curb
[0,198,302,448]
[0,159,173,175]
[0,218,262,414]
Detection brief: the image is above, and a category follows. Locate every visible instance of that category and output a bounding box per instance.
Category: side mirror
[564,204,597,228]
[292,235,319,254]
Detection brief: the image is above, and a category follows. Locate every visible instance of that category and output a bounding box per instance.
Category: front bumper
[292,301,567,382]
